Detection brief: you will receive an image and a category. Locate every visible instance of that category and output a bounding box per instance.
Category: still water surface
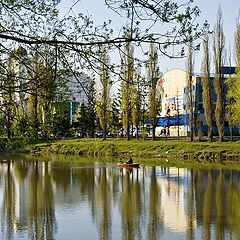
[0,155,240,240]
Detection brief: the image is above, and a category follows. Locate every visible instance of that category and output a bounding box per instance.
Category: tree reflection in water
[0,157,239,240]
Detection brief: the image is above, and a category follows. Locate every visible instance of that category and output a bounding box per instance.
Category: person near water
[126,157,133,164]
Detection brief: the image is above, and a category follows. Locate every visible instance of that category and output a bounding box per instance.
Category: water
[0,155,240,240]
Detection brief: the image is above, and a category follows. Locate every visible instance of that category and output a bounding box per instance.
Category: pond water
[0,155,240,240]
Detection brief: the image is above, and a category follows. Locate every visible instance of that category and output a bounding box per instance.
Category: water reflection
[0,156,239,240]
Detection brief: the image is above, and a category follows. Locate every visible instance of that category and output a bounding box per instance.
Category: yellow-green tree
[121,41,134,140]
[213,8,225,142]
[147,42,160,141]
[96,46,111,140]
[186,39,194,142]
[201,26,214,141]
[131,66,142,139]
[227,16,240,127]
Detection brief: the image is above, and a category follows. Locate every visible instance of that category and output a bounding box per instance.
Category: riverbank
[26,138,240,163]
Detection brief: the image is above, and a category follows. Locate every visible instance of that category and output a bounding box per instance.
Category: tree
[109,96,121,136]
[0,47,29,139]
[96,47,111,140]
[0,1,200,54]
[121,40,134,140]
[131,66,143,139]
[2,57,18,139]
[73,103,94,137]
[147,42,160,140]
[27,50,58,140]
[86,78,97,137]
[227,14,240,130]
[201,26,214,141]
[213,8,225,142]
[0,0,201,90]
[186,39,194,142]
[0,0,201,142]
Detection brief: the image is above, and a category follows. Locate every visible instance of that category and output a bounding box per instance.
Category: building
[155,68,238,137]
[66,72,93,124]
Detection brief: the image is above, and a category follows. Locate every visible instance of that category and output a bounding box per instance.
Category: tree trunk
[208,126,213,142]
[103,122,106,140]
[230,126,233,141]
[152,125,156,140]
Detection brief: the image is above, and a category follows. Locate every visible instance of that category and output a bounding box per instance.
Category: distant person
[118,159,123,163]
[126,157,133,164]
[160,128,166,136]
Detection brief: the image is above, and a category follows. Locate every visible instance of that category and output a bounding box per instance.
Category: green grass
[27,138,240,162]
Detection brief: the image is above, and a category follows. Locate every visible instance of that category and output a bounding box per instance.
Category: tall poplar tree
[213,8,225,142]
[201,27,214,141]
[27,53,41,140]
[186,39,194,142]
[96,46,111,140]
[3,54,18,139]
[147,42,159,140]
[121,41,134,140]
[131,66,142,139]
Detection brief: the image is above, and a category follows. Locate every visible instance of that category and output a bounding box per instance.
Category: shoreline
[23,138,240,164]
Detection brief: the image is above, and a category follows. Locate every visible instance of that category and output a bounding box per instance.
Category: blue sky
[59,0,240,74]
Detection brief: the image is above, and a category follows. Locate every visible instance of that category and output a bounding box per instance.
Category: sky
[59,0,240,74]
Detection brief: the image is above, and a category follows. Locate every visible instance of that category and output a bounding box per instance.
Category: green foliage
[108,97,121,134]
[0,0,203,144]
[120,41,134,140]
[201,29,214,141]
[186,40,194,142]
[213,8,225,142]
[147,42,160,140]
[131,67,142,137]
[227,19,240,127]
[52,101,71,135]
[73,103,95,137]
[96,46,111,139]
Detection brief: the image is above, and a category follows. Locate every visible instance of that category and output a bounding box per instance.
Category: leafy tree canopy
[0,0,201,68]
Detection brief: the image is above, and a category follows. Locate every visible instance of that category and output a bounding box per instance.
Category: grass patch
[26,138,240,162]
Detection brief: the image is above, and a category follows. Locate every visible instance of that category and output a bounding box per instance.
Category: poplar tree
[121,41,134,140]
[213,8,225,142]
[186,40,194,142]
[3,55,18,139]
[108,97,121,137]
[27,49,57,140]
[131,66,142,139]
[201,27,214,141]
[96,47,111,140]
[7,48,28,138]
[27,53,41,140]
[87,79,97,137]
[147,42,159,140]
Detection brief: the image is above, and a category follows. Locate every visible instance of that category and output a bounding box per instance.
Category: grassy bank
[27,138,240,163]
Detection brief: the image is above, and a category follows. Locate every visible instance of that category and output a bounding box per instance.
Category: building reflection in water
[0,157,239,240]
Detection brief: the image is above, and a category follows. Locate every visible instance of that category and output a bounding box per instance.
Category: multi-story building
[66,72,93,124]
[155,68,238,137]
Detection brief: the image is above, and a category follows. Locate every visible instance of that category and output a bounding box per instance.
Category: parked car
[75,130,83,138]
[95,131,104,137]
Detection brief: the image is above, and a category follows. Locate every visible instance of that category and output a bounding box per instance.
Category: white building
[66,72,93,124]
